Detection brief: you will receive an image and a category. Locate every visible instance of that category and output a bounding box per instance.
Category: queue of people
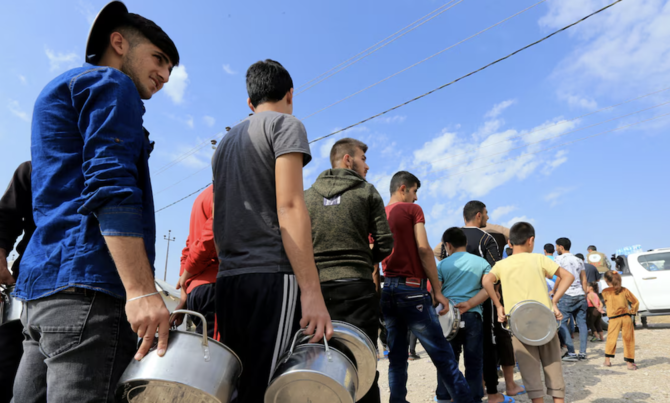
[0,2,635,403]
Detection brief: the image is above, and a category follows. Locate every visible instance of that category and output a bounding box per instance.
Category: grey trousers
[12,288,136,403]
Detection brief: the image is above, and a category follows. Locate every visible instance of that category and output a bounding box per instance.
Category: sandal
[627,364,638,370]
[602,361,612,367]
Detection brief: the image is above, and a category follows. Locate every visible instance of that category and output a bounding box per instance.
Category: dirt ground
[376,317,670,402]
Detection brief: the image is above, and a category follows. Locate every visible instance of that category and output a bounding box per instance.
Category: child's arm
[551,267,575,320]
[455,289,489,315]
[626,289,640,314]
[482,273,505,322]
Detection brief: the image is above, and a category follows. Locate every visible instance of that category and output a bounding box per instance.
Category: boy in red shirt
[381,171,473,403]
[172,185,218,336]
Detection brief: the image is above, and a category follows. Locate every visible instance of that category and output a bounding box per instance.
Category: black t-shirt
[584,263,600,284]
[461,227,501,267]
[211,111,311,277]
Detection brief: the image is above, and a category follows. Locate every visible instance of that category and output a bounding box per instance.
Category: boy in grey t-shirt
[211,60,332,402]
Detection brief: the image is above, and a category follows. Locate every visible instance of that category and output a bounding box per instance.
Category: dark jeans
[187,283,216,337]
[482,299,499,395]
[587,307,603,334]
[408,331,418,354]
[0,319,23,403]
[322,279,381,403]
[13,288,136,402]
[381,278,473,403]
[558,294,588,355]
[436,312,484,403]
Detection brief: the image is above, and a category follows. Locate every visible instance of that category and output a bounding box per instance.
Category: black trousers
[187,283,216,338]
[0,320,23,403]
[216,273,301,403]
[322,279,381,403]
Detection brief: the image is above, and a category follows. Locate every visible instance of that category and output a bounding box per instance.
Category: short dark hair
[246,59,294,107]
[442,227,467,249]
[509,222,535,246]
[556,237,571,251]
[463,201,486,222]
[114,13,180,68]
[575,253,585,261]
[587,245,597,251]
[389,171,420,195]
[544,243,555,254]
[330,138,368,168]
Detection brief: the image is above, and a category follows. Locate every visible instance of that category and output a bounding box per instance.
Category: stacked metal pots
[265,321,378,403]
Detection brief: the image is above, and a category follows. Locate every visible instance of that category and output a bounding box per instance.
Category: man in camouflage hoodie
[305,138,393,403]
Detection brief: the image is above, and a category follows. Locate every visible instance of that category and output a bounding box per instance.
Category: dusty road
[376,317,670,402]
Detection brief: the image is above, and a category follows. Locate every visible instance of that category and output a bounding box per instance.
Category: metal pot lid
[436,302,460,339]
[265,370,354,403]
[328,321,377,400]
[508,300,558,347]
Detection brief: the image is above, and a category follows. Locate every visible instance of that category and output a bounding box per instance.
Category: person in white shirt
[553,237,589,362]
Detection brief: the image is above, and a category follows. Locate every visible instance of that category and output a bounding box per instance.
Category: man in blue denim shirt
[12,3,180,401]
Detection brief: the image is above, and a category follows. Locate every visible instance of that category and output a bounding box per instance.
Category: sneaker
[562,353,579,362]
[590,336,598,342]
[578,353,587,360]
[408,353,422,361]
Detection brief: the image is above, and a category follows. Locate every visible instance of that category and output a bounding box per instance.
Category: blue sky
[1,0,669,285]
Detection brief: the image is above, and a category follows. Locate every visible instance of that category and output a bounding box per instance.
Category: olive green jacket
[305,169,393,282]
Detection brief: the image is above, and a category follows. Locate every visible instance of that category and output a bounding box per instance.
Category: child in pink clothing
[586,282,604,342]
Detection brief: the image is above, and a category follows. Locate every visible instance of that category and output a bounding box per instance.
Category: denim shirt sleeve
[70,67,146,237]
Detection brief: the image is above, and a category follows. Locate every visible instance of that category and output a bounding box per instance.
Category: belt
[384,277,428,288]
[608,313,632,319]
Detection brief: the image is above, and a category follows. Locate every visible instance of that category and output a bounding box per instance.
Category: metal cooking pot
[1,285,22,325]
[328,321,377,401]
[505,300,559,346]
[265,329,358,403]
[115,310,242,403]
[436,302,461,341]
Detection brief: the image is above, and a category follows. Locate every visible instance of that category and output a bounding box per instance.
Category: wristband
[127,291,160,302]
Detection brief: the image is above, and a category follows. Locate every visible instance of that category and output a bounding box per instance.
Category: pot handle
[286,328,330,358]
[169,309,210,349]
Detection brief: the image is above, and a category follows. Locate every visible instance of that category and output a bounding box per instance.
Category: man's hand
[175,270,194,291]
[455,301,472,315]
[126,292,171,361]
[299,290,334,343]
[497,305,506,323]
[170,287,188,328]
[434,293,450,316]
[0,255,15,286]
[553,304,563,321]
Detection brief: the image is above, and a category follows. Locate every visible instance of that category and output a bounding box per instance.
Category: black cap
[85,1,128,64]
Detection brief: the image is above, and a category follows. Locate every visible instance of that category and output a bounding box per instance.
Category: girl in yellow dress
[602,271,639,370]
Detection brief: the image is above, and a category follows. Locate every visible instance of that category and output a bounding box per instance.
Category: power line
[427,111,670,181]
[155,183,211,213]
[300,0,547,121]
[296,1,460,91]
[425,98,670,174]
[155,164,211,195]
[295,0,464,95]
[307,0,624,144]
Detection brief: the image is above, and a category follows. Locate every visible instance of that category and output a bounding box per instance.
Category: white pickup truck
[599,248,670,327]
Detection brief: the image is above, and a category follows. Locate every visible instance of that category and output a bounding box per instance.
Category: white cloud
[560,93,598,110]
[544,187,575,207]
[504,215,536,229]
[412,100,580,199]
[485,99,517,119]
[490,205,517,221]
[542,150,569,175]
[376,115,407,124]
[45,48,78,71]
[18,75,26,84]
[163,65,189,104]
[222,64,236,75]
[8,100,30,122]
[203,116,216,127]
[77,0,97,24]
[541,0,670,106]
[165,113,194,129]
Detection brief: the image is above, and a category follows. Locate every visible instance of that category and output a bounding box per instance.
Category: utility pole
[163,230,176,281]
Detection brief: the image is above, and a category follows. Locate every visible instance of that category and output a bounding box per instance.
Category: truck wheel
[641,316,648,328]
